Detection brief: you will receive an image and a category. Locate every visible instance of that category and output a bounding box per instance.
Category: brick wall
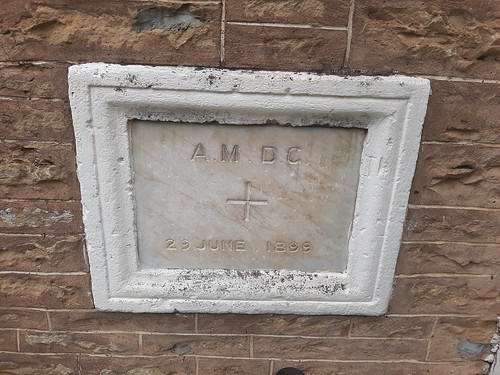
[0,0,499,374]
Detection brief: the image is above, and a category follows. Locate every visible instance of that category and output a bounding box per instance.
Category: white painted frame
[69,64,430,315]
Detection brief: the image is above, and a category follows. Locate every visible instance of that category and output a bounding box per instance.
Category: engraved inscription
[226,181,268,222]
[166,239,246,252]
[266,241,312,253]
[221,144,239,162]
[191,143,207,161]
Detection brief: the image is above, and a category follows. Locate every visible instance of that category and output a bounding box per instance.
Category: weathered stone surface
[49,310,194,333]
[225,24,346,71]
[0,274,92,309]
[0,99,73,142]
[198,358,271,375]
[410,144,500,208]
[422,81,500,143]
[0,308,49,329]
[20,331,138,354]
[0,353,78,375]
[198,314,350,336]
[226,0,350,27]
[142,334,249,357]
[0,235,86,272]
[350,0,500,79]
[389,276,500,317]
[0,330,17,351]
[0,142,79,200]
[272,360,489,375]
[0,63,68,99]
[428,318,497,362]
[0,1,220,66]
[253,336,427,360]
[397,242,500,275]
[79,355,196,375]
[0,201,82,234]
[350,316,434,339]
[404,207,500,243]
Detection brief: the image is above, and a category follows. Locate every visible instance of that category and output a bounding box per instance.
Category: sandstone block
[49,310,194,333]
[142,334,249,357]
[198,314,350,336]
[225,24,346,71]
[397,242,500,275]
[253,336,427,360]
[350,316,434,339]
[349,0,500,79]
[0,63,68,99]
[0,353,78,375]
[0,330,17,352]
[226,0,350,27]
[0,142,79,200]
[198,358,271,375]
[0,99,73,142]
[389,276,500,317]
[428,317,497,362]
[0,1,220,66]
[410,144,500,208]
[0,308,49,329]
[0,274,92,309]
[0,201,82,234]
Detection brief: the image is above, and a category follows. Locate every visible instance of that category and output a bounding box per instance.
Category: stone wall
[0,0,499,374]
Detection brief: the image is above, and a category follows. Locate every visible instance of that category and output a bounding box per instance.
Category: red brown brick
[0,274,92,309]
[350,316,434,339]
[0,353,79,374]
[0,330,18,352]
[253,336,427,360]
[225,24,346,71]
[0,142,79,200]
[0,1,220,67]
[198,314,350,336]
[142,333,249,357]
[403,207,500,243]
[397,242,500,275]
[349,0,500,79]
[20,330,138,354]
[389,276,500,317]
[199,358,271,375]
[0,99,73,142]
[0,63,69,99]
[49,310,194,333]
[422,81,500,143]
[0,308,48,330]
[226,0,350,27]
[428,317,497,362]
[0,235,87,273]
[0,201,82,234]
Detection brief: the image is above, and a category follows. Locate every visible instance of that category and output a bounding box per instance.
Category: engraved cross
[226,181,268,222]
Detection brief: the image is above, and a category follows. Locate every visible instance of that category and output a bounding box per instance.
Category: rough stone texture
[422,81,500,144]
[272,360,489,375]
[226,0,350,27]
[404,207,500,243]
[224,25,346,71]
[0,308,49,329]
[0,274,92,309]
[142,334,249,357]
[427,318,497,362]
[0,142,79,200]
[49,310,194,333]
[0,201,82,234]
[0,99,73,142]
[0,330,18,351]
[253,336,428,360]
[198,358,271,375]
[0,1,220,66]
[349,0,500,79]
[198,314,350,336]
[0,353,79,375]
[0,235,87,272]
[0,63,69,99]
[389,276,500,317]
[397,242,500,275]
[350,316,434,339]
[20,331,138,355]
[79,355,196,375]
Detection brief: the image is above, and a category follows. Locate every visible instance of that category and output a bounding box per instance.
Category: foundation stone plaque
[69,64,430,315]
